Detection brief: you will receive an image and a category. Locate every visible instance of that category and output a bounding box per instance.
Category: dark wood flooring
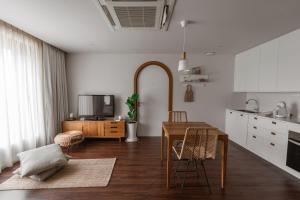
[0,137,300,200]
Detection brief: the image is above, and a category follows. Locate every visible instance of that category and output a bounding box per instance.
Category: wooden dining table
[161,121,229,191]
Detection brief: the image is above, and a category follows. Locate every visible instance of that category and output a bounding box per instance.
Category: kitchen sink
[236,109,258,114]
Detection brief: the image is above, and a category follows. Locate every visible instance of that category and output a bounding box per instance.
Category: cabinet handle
[252,135,257,139]
[253,126,257,129]
[270,142,275,146]
[271,132,276,136]
[272,121,276,125]
[230,112,232,114]
[240,114,243,117]
[254,117,258,120]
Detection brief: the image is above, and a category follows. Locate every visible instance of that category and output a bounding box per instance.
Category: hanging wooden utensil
[184,84,194,102]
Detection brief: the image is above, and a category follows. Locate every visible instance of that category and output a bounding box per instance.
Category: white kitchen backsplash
[246,93,300,118]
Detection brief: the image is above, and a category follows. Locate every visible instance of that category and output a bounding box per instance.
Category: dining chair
[172,127,218,193]
[168,111,188,123]
[168,111,188,148]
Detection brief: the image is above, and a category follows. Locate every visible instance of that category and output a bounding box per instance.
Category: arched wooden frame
[134,61,173,121]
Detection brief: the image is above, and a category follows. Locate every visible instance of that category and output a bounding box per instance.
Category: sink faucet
[246,99,259,112]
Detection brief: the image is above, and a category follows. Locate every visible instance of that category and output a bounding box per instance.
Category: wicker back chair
[168,111,188,122]
[172,127,218,192]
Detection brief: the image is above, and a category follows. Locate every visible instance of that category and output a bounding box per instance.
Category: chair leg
[182,160,191,189]
[201,160,212,194]
[194,159,200,181]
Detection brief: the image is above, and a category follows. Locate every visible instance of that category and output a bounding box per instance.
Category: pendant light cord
[183,25,186,53]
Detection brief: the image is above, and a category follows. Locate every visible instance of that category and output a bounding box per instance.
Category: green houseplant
[125,93,139,122]
[125,93,139,142]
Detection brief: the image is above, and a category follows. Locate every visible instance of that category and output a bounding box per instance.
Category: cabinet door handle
[271,132,276,136]
[254,117,258,120]
[253,126,257,129]
[270,142,275,146]
[230,112,232,114]
[272,121,276,125]
[252,135,257,139]
[240,114,243,117]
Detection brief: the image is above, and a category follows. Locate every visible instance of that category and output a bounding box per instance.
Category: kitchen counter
[228,108,300,125]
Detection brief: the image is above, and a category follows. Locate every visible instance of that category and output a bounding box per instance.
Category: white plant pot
[126,122,138,142]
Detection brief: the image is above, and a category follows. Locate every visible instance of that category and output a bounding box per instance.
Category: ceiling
[1,0,300,54]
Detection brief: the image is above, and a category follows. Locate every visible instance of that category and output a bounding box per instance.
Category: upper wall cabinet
[234,47,260,92]
[234,28,300,92]
[259,39,279,92]
[277,29,300,92]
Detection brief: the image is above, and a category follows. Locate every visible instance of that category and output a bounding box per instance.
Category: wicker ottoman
[54,130,84,152]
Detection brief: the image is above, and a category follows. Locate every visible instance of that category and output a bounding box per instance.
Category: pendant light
[178,20,189,72]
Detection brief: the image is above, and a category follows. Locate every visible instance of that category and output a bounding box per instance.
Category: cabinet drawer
[261,118,287,133]
[248,115,261,126]
[264,138,287,166]
[248,123,261,135]
[104,121,124,128]
[104,129,125,137]
[263,129,287,166]
[247,132,264,156]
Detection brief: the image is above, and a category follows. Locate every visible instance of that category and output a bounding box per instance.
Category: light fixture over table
[178,20,189,72]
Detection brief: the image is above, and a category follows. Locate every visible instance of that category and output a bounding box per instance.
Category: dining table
[161,121,229,191]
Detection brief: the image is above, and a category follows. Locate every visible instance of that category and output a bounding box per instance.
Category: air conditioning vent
[101,5,116,26]
[94,0,176,31]
[114,6,156,28]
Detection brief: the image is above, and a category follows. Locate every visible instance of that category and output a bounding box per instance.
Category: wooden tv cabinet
[62,120,125,141]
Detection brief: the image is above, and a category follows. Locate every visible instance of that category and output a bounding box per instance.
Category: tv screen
[78,95,114,118]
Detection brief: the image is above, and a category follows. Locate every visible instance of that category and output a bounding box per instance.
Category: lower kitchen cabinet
[225,109,248,147]
[225,109,298,178]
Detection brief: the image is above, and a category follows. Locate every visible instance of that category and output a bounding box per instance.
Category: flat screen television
[78,95,114,119]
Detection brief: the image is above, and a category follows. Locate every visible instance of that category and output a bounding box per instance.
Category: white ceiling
[1,0,300,54]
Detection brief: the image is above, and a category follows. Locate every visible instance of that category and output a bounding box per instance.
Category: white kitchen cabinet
[234,27,300,92]
[277,29,300,92]
[225,109,300,178]
[234,47,260,92]
[259,39,278,92]
[263,129,287,166]
[234,53,247,91]
[247,124,265,157]
[225,109,248,146]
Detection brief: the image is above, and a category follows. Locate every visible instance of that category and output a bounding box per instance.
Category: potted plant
[125,93,139,142]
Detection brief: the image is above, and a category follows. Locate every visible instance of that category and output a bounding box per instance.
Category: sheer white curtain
[0,21,47,171]
[42,42,68,143]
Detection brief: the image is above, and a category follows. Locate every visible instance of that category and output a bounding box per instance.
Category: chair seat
[54,130,84,147]
[172,145,214,160]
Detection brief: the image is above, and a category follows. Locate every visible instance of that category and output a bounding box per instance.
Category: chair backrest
[168,111,188,122]
[179,127,218,160]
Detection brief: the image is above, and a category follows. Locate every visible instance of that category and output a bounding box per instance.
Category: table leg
[167,135,173,189]
[161,127,165,161]
[220,136,228,192]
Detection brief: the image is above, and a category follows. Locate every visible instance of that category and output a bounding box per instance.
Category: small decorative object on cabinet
[184,84,194,102]
[125,93,139,142]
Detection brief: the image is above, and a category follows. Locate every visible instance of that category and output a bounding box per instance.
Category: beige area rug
[0,158,116,190]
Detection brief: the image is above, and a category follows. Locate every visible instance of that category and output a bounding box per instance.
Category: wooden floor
[0,137,300,200]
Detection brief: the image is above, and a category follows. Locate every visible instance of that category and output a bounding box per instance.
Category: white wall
[246,93,300,118]
[66,53,246,134]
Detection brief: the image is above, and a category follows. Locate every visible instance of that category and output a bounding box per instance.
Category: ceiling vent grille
[94,0,176,31]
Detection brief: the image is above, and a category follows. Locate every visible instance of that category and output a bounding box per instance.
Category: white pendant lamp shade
[178,20,190,72]
[178,59,188,72]
[178,51,188,72]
